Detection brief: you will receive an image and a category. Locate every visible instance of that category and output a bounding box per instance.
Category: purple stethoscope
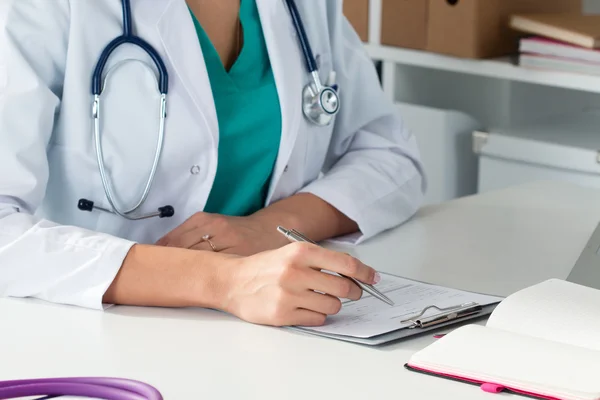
[0,377,162,400]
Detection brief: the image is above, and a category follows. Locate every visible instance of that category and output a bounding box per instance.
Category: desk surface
[3,181,600,400]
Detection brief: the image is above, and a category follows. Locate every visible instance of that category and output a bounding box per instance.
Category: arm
[0,0,133,309]
[0,2,376,326]
[295,5,426,243]
[250,6,425,244]
[0,0,231,311]
[102,244,229,308]
[249,193,358,243]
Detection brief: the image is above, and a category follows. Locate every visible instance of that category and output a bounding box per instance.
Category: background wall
[583,0,600,13]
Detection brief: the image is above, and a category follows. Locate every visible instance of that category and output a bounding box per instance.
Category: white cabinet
[475,111,600,193]
[396,103,481,204]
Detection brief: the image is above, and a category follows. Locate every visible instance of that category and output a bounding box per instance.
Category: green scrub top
[189,0,282,216]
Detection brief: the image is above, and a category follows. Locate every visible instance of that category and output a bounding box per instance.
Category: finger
[158,227,197,247]
[190,241,214,252]
[304,269,362,300]
[287,243,377,285]
[217,246,251,256]
[298,291,343,316]
[190,238,224,252]
[291,309,327,327]
[159,213,206,245]
[166,229,210,249]
[163,228,200,247]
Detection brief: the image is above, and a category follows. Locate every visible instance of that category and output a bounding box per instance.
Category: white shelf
[365,44,600,95]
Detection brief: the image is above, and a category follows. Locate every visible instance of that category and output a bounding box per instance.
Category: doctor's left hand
[155,212,288,256]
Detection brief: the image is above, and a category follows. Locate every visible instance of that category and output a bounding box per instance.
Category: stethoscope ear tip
[158,205,175,218]
[78,199,94,212]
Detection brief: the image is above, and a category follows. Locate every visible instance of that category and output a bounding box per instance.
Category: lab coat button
[190,165,200,175]
[284,165,289,172]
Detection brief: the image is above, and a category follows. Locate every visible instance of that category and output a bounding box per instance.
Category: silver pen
[277,226,395,306]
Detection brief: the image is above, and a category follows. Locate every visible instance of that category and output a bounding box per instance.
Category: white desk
[350,180,600,297]
[2,181,600,400]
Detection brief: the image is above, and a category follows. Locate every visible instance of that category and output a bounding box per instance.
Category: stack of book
[509,14,600,76]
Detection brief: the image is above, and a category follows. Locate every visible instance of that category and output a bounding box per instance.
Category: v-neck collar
[188,0,269,94]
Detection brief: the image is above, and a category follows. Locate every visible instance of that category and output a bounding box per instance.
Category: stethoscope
[78,0,340,221]
[0,376,162,400]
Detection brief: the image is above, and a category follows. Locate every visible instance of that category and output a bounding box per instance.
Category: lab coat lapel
[256,0,304,201]
[135,0,219,145]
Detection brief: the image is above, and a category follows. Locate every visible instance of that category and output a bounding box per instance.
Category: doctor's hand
[219,242,379,326]
[155,212,288,256]
[156,193,360,257]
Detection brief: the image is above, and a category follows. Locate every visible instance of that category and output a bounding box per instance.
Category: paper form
[299,274,503,338]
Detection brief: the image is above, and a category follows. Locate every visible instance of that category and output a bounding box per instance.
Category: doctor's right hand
[219,242,379,327]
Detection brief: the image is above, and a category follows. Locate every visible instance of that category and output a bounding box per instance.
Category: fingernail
[373,272,381,284]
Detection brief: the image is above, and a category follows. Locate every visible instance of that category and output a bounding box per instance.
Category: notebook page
[296,274,502,338]
[409,325,600,400]
[486,279,600,350]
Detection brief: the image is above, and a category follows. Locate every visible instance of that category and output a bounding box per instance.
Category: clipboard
[286,274,502,346]
[289,302,497,345]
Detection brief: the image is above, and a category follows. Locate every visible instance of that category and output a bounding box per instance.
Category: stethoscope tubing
[92,0,168,96]
[283,0,318,73]
[82,0,339,220]
[0,377,162,400]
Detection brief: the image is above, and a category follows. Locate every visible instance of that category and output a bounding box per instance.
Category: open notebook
[406,279,600,400]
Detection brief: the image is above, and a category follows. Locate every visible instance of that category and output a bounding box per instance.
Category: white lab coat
[0,0,425,310]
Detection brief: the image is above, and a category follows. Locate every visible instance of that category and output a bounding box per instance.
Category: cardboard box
[381,0,582,58]
[428,0,582,58]
[381,0,428,50]
[343,0,370,42]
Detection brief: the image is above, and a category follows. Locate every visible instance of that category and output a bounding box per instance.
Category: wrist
[189,250,242,312]
[246,208,299,246]
[250,193,357,242]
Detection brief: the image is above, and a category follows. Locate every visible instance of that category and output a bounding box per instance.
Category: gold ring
[201,234,217,252]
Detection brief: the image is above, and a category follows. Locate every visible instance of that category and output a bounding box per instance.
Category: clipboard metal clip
[402,302,483,329]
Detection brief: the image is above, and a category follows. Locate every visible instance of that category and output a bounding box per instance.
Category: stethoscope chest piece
[302,80,340,126]
[284,0,341,127]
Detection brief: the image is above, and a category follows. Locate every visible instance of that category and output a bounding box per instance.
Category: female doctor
[0,0,424,327]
